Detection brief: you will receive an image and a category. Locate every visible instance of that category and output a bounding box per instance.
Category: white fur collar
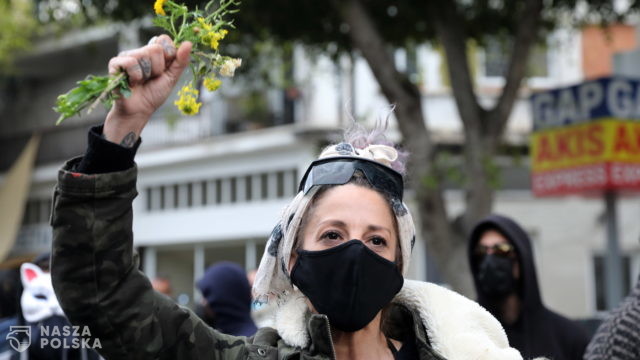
[274,280,528,360]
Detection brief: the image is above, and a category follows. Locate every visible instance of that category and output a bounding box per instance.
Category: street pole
[604,190,624,310]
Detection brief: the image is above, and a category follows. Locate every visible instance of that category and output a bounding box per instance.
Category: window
[593,254,633,311]
[483,40,548,78]
[290,168,299,196]
[201,180,208,206]
[177,184,189,208]
[189,182,202,207]
[146,188,153,210]
[206,180,217,205]
[21,198,52,225]
[215,179,223,204]
[144,168,299,211]
[276,171,285,198]
[220,179,231,204]
[260,173,269,200]
[484,40,509,78]
[187,183,194,207]
[245,175,253,201]
[172,184,180,209]
[230,177,237,203]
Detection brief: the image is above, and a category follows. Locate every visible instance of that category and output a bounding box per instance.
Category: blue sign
[531,76,640,131]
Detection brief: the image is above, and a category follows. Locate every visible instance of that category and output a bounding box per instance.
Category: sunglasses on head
[299,157,404,201]
[473,243,515,259]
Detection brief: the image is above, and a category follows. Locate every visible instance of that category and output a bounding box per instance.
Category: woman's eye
[370,236,387,246]
[320,231,342,241]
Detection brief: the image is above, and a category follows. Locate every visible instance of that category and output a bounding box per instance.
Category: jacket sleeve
[50,157,249,360]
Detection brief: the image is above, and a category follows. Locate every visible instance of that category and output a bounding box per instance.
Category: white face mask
[20,263,65,323]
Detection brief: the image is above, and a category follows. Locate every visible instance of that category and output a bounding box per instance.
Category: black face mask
[476,254,516,298]
[290,239,404,332]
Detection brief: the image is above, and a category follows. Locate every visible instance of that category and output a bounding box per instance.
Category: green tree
[0,0,36,71]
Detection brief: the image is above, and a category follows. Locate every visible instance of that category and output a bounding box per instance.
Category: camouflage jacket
[50,158,447,360]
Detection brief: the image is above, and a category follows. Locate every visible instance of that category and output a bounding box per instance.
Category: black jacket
[468,214,590,360]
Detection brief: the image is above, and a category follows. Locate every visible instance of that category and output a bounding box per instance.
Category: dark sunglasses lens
[303,161,355,194]
[301,158,404,200]
[494,244,514,257]
[474,244,514,259]
[359,165,403,199]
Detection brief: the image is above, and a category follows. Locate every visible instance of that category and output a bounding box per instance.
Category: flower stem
[87,72,125,114]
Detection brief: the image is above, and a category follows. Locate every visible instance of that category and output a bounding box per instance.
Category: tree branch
[336,0,433,176]
[337,0,419,113]
[427,0,494,235]
[426,1,484,134]
[488,0,544,138]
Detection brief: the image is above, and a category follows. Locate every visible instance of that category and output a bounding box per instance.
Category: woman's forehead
[307,184,395,227]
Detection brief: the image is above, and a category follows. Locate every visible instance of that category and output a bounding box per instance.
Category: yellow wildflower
[210,37,220,50]
[175,96,202,115]
[203,76,222,91]
[174,84,202,115]
[154,0,166,16]
[200,32,218,49]
[202,30,228,50]
[197,17,213,31]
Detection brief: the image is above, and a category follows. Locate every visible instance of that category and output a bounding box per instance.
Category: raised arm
[50,36,249,359]
[103,35,190,147]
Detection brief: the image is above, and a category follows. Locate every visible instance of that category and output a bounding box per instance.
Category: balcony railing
[141,89,299,149]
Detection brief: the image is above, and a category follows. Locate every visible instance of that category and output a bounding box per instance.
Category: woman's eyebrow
[317,219,347,228]
[367,224,392,235]
[316,220,392,236]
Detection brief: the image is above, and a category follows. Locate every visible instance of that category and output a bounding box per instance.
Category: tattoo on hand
[120,132,138,148]
[139,58,152,80]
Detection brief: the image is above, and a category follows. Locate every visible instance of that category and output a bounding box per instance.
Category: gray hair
[343,116,409,175]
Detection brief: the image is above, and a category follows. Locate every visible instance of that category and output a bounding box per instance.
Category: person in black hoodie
[196,262,257,337]
[468,214,590,360]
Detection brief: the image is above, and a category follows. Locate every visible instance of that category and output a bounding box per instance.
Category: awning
[0,134,40,263]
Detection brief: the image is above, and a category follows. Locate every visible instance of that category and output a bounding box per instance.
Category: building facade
[1,21,639,318]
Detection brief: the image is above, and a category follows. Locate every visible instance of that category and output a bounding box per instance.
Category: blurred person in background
[468,214,590,360]
[50,36,526,359]
[196,262,257,336]
[584,261,640,359]
[151,275,173,297]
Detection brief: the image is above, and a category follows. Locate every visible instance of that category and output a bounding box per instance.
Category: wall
[582,24,637,79]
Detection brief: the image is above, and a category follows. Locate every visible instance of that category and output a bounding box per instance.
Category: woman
[51,36,526,359]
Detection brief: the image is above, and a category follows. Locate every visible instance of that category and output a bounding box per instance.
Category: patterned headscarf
[252,142,417,304]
